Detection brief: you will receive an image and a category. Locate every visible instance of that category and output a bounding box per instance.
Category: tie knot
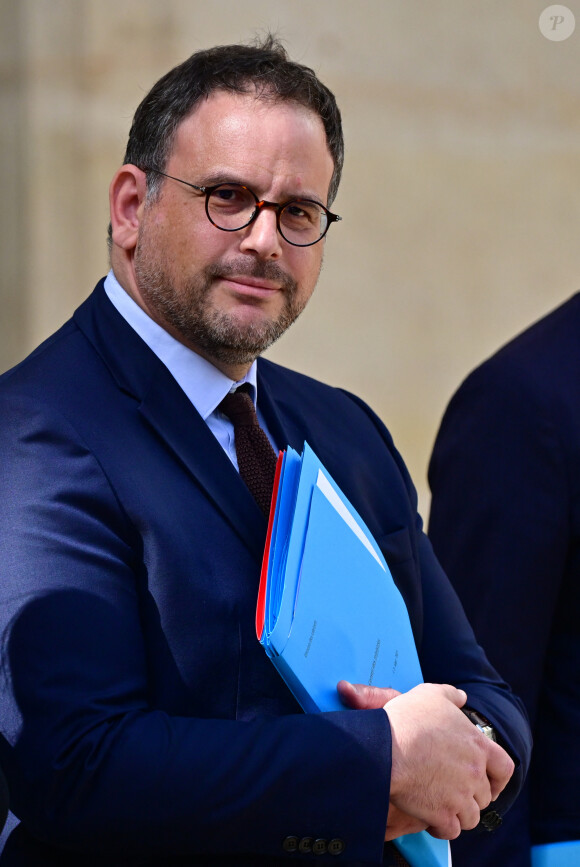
[219,386,257,427]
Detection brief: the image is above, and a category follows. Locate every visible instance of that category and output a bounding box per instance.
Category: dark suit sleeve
[0,392,391,863]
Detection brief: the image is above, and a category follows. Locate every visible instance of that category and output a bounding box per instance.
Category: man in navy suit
[0,37,530,865]
[429,295,580,866]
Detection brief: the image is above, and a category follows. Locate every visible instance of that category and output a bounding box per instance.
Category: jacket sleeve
[342,388,532,822]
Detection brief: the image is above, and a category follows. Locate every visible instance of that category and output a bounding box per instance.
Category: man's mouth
[218,275,281,298]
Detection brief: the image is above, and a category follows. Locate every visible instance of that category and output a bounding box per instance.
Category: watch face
[462,707,497,741]
[477,723,497,742]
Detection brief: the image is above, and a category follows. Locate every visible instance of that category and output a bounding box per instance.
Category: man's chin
[213,326,278,357]
[216,300,283,329]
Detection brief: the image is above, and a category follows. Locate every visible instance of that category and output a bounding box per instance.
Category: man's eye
[284,202,320,225]
[214,188,236,201]
[209,186,252,209]
[286,205,307,218]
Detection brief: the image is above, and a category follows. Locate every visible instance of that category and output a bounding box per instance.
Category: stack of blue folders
[256,442,451,867]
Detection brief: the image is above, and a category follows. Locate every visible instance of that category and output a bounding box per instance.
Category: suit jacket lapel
[74,282,267,560]
[257,359,322,458]
[138,369,267,558]
[256,363,302,454]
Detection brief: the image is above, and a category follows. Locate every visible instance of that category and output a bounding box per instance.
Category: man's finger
[436,683,467,708]
[425,812,462,841]
[384,804,428,841]
[485,741,515,800]
[337,680,400,709]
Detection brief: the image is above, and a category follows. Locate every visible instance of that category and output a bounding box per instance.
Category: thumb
[337,680,401,710]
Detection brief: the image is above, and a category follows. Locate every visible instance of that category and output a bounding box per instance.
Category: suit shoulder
[257,357,395,441]
[494,292,580,362]
[0,309,120,424]
[0,281,116,400]
[0,318,82,392]
[257,357,410,486]
[258,357,375,411]
[257,357,339,394]
[457,293,580,405]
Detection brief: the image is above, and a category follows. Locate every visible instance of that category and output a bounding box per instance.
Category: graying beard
[135,260,302,364]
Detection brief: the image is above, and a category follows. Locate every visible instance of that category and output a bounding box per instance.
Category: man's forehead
[179,88,323,134]
[170,90,334,196]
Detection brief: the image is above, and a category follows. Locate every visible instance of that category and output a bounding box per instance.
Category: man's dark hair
[124,34,343,205]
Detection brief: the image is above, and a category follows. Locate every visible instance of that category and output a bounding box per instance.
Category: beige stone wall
[2,0,580,515]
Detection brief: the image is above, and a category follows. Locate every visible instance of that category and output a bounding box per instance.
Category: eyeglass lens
[207,184,328,246]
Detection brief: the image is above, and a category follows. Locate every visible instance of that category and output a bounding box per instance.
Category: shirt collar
[103,270,258,419]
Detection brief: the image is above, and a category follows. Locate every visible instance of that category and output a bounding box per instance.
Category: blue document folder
[257,443,451,867]
[532,841,580,867]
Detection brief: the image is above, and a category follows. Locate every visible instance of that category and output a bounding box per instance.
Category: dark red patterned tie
[219,385,277,518]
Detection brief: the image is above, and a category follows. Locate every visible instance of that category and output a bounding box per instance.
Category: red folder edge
[255,450,285,640]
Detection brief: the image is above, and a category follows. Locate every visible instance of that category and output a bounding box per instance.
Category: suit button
[328,838,345,855]
[298,837,314,853]
[480,810,503,832]
[282,836,299,853]
[313,838,328,855]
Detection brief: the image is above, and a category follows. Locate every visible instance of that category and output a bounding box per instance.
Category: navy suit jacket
[429,293,580,867]
[0,281,531,865]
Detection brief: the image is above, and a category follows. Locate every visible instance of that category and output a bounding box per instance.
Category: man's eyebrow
[198,171,244,187]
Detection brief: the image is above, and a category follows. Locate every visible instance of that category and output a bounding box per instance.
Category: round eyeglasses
[141,168,341,247]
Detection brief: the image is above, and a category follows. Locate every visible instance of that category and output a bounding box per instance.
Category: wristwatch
[462,707,497,742]
[461,707,503,832]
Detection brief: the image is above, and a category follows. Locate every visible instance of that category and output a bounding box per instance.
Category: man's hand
[337,680,515,841]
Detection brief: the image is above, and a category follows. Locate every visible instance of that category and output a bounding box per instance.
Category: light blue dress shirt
[104,271,277,470]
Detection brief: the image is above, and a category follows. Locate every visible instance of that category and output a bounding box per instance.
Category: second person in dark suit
[429,293,580,866]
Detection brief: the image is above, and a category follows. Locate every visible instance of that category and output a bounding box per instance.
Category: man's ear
[109,165,148,251]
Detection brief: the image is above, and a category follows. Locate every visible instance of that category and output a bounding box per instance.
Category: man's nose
[238,206,283,259]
